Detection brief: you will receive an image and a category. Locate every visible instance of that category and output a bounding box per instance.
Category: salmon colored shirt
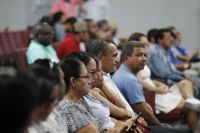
[50,0,80,19]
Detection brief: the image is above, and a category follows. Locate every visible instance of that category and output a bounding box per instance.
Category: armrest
[143,89,156,114]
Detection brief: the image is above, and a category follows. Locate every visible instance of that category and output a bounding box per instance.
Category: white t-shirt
[103,73,135,116]
[42,110,68,133]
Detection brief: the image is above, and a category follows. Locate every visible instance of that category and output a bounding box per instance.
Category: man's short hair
[155,29,170,44]
[147,29,158,42]
[128,32,146,42]
[97,20,108,29]
[91,38,116,56]
[32,22,50,38]
[121,41,145,62]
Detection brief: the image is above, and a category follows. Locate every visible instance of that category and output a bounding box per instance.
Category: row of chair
[0,30,31,56]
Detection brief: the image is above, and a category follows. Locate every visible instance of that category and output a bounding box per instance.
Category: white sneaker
[184,98,200,112]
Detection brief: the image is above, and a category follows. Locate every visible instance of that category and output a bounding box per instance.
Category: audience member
[0,72,38,133]
[91,38,190,133]
[84,19,103,52]
[129,32,200,111]
[26,22,59,65]
[146,28,158,54]
[53,12,66,42]
[65,52,139,130]
[147,29,200,85]
[39,16,53,26]
[168,30,200,77]
[57,58,128,133]
[97,20,112,39]
[26,64,60,133]
[63,17,77,33]
[57,21,89,59]
[109,22,119,46]
[78,0,110,22]
[32,59,68,133]
[50,0,80,19]
[128,34,200,132]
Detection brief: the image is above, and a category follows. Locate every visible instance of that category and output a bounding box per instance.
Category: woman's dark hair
[128,32,146,41]
[0,72,38,133]
[86,53,99,69]
[34,59,60,76]
[27,64,60,105]
[53,11,64,23]
[65,51,93,67]
[59,58,83,92]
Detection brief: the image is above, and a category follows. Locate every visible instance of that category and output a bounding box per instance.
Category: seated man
[90,38,190,133]
[167,29,200,77]
[57,21,89,59]
[147,29,200,92]
[26,22,59,65]
[112,40,198,133]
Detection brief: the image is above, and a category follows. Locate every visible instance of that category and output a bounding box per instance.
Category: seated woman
[65,52,137,124]
[57,58,136,133]
[128,32,200,132]
[32,59,68,133]
[0,72,38,133]
[26,64,61,133]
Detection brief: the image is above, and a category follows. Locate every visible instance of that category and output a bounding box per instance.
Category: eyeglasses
[87,69,97,77]
[75,75,90,81]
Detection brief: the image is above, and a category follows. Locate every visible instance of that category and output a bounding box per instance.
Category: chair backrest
[13,31,24,49]
[19,30,31,47]
[14,47,28,70]
[7,32,19,51]
[0,32,13,54]
[143,90,156,114]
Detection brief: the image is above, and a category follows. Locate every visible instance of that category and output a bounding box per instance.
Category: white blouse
[83,93,115,128]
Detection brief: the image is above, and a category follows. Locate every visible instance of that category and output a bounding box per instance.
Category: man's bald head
[32,22,54,46]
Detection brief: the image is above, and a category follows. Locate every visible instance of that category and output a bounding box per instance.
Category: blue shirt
[147,44,184,82]
[112,64,145,105]
[54,23,66,42]
[26,40,59,65]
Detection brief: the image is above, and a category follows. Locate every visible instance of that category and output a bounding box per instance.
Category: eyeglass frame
[87,69,97,77]
[74,75,90,81]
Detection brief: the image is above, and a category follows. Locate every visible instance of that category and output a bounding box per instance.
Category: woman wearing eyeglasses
[57,58,136,133]
[26,64,61,133]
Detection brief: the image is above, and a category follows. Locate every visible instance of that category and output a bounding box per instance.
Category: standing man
[90,38,190,133]
[26,22,59,65]
[57,21,89,59]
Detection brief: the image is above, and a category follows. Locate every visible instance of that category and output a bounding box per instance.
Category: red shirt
[57,34,80,60]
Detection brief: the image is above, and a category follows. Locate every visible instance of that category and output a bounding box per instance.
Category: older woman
[57,58,135,133]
